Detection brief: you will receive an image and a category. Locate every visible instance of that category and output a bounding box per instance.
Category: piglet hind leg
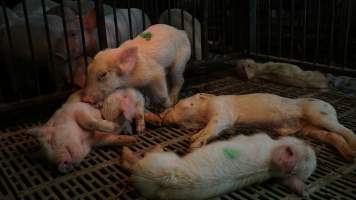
[75,110,119,133]
[190,118,231,149]
[279,176,307,197]
[91,132,138,147]
[302,125,354,161]
[148,77,172,111]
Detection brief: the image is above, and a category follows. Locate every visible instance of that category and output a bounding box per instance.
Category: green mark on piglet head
[140,31,152,41]
[223,148,239,160]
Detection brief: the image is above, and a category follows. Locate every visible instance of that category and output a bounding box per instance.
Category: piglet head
[101,90,137,122]
[271,137,317,196]
[161,93,211,129]
[82,47,138,105]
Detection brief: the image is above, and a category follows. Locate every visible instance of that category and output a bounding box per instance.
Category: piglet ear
[120,96,137,122]
[117,47,138,75]
[27,127,43,138]
[280,176,306,196]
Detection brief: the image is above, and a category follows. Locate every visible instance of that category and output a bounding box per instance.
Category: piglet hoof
[58,161,74,174]
[136,125,145,135]
[339,145,354,161]
[190,139,207,150]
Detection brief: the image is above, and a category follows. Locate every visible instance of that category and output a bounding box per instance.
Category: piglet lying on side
[122,133,317,199]
[161,93,356,160]
[27,91,137,173]
[101,88,163,134]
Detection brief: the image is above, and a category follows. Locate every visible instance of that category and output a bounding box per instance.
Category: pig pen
[0,0,356,200]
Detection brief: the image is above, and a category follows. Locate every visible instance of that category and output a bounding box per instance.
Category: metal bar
[303,0,307,60]
[141,0,146,31]
[329,0,335,65]
[343,0,352,67]
[192,0,196,59]
[59,1,73,83]
[221,0,226,53]
[168,0,171,25]
[249,0,257,53]
[315,0,320,62]
[1,1,21,98]
[279,0,282,57]
[23,0,40,95]
[41,0,56,90]
[180,7,184,30]
[202,0,209,59]
[267,0,271,56]
[112,1,120,47]
[127,0,133,39]
[290,0,295,58]
[77,0,88,67]
[94,0,108,49]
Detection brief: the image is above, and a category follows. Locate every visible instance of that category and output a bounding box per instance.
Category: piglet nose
[58,161,74,173]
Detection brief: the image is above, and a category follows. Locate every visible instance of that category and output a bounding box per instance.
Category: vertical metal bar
[113,1,120,47]
[1,1,21,98]
[343,0,351,67]
[329,0,335,65]
[315,0,320,62]
[41,0,56,83]
[180,7,184,30]
[77,0,88,67]
[221,0,226,53]
[59,1,73,83]
[290,0,295,58]
[249,0,257,53]
[141,0,146,31]
[155,0,159,22]
[168,0,171,25]
[267,0,271,56]
[23,0,39,95]
[279,0,282,57]
[127,0,133,39]
[94,0,108,49]
[202,0,209,59]
[302,0,307,60]
[192,0,196,59]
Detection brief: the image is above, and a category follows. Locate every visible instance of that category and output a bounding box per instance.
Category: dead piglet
[121,133,316,199]
[161,93,356,160]
[27,91,137,173]
[82,24,191,111]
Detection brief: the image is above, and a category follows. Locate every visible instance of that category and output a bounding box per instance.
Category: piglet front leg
[75,109,119,133]
[91,132,138,147]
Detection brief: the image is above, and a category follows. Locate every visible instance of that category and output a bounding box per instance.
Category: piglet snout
[58,161,74,173]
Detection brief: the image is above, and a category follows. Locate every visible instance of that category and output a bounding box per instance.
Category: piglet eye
[97,72,108,81]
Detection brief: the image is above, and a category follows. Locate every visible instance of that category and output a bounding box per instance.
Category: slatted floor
[0,71,355,200]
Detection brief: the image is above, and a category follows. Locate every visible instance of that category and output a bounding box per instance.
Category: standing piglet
[82,24,191,110]
[160,93,356,160]
[27,91,137,173]
[121,133,317,199]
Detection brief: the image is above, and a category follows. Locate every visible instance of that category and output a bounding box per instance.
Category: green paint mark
[140,32,152,41]
[223,148,239,160]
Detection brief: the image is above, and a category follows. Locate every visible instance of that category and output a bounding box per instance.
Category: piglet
[161,93,356,160]
[27,90,137,173]
[159,9,202,60]
[121,133,317,199]
[82,24,191,110]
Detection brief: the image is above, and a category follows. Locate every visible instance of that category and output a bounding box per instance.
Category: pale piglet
[27,90,137,173]
[101,88,163,134]
[161,93,356,160]
[159,9,202,60]
[82,24,191,110]
[121,133,317,199]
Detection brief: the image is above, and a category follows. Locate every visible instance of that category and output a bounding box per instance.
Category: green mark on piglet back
[140,32,152,41]
[223,148,239,160]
